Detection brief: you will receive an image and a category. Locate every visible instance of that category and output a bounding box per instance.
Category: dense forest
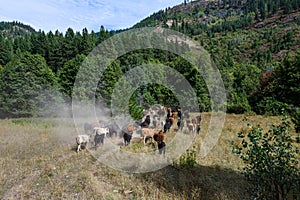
[0,0,299,121]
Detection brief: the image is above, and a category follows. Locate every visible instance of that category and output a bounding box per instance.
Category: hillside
[131,0,300,115]
[134,0,300,61]
[0,0,299,119]
[0,21,36,39]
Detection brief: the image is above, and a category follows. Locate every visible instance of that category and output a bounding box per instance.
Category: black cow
[122,125,134,146]
[195,115,202,134]
[163,118,172,133]
[167,108,172,118]
[177,119,184,132]
[106,122,120,137]
[140,115,151,128]
[123,132,132,146]
[94,133,105,150]
[157,141,166,156]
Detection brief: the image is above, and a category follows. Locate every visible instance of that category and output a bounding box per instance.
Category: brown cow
[154,130,166,156]
[153,130,164,142]
[169,117,175,125]
[172,111,177,118]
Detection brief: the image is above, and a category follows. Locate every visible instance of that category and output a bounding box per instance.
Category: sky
[0,0,183,33]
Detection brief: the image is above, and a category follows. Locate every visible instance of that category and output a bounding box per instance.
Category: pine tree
[63,28,78,62]
[0,35,13,66]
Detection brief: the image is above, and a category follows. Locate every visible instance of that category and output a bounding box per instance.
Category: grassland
[0,113,299,200]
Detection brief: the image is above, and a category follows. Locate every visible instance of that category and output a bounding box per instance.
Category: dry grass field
[0,113,299,200]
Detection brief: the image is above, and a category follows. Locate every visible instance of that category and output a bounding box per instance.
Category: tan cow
[141,128,159,145]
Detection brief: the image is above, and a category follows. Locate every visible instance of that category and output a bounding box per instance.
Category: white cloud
[0,0,182,33]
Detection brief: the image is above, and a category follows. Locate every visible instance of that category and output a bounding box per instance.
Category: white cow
[76,134,91,152]
[93,127,109,149]
[93,127,109,136]
[186,119,195,132]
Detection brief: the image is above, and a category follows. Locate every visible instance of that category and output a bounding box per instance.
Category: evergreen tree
[0,52,63,117]
[31,30,48,58]
[0,35,13,66]
[97,25,108,44]
[58,54,86,97]
[63,28,78,62]
[13,34,32,53]
[47,30,65,73]
[96,60,123,106]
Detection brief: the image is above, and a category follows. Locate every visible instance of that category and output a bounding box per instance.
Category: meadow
[0,113,299,199]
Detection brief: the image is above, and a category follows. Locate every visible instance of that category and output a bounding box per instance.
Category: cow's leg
[77,144,81,152]
[197,124,200,134]
[128,135,132,145]
[94,141,97,150]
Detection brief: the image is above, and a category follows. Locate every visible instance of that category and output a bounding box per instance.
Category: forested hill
[0,0,299,120]
[133,0,300,61]
[0,21,36,39]
[132,0,300,115]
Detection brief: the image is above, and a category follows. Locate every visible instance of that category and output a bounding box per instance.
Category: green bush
[173,146,197,169]
[128,100,144,121]
[290,107,300,134]
[227,91,251,114]
[255,97,289,115]
[231,116,299,200]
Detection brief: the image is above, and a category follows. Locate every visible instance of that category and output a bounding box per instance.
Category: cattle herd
[76,106,202,156]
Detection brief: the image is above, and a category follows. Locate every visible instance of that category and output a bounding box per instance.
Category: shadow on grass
[134,164,251,200]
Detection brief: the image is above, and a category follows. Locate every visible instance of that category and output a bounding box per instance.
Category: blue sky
[0,0,183,33]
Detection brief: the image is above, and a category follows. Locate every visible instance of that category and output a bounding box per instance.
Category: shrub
[227,91,251,114]
[290,107,300,134]
[255,97,289,115]
[173,146,197,168]
[231,115,299,200]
